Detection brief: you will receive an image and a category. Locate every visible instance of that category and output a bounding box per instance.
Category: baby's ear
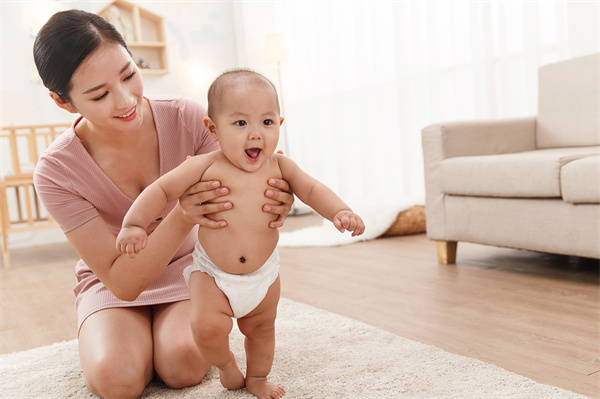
[203,116,218,141]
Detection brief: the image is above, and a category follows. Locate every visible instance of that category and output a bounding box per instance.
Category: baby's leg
[237,276,285,399]
[188,271,244,390]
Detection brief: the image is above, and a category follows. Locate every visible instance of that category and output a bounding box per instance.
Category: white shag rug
[279,195,423,247]
[1,298,588,399]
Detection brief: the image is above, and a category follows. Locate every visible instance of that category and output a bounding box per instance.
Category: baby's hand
[333,210,365,237]
[116,226,148,258]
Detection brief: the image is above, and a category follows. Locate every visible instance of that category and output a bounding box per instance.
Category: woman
[32,9,293,399]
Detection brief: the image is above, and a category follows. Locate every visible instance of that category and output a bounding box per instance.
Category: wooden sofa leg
[436,241,457,264]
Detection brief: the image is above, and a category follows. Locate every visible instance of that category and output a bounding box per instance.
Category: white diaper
[184,242,280,318]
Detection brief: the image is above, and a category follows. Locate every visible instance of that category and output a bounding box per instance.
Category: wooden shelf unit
[97,0,168,75]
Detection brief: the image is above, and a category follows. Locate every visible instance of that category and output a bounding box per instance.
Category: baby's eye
[263,119,273,125]
[235,120,247,126]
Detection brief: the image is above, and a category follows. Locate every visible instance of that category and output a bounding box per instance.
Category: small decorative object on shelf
[137,58,151,70]
[97,0,168,76]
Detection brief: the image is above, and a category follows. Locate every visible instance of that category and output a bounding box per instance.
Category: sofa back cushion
[537,53,599,149]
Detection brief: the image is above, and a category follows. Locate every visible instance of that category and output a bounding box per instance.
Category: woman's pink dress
[33,96,219,332]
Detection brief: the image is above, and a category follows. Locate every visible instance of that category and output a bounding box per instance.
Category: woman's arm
[66,160,229,302]
[66,201,196,301]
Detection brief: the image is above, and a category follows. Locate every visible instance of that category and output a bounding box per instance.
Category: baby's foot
[219,354,245,390]
[246,376,285,399]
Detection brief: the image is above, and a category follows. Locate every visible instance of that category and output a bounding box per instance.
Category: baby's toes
[271,386,285,398]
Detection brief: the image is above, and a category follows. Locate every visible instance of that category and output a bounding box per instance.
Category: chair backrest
[536,53,599,149]
[1,124,71,180]
[0,123,71,269]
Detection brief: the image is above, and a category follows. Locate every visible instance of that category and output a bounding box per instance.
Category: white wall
[569,1,600,58]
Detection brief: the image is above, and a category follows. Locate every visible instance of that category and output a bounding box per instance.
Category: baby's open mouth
[245,148,261,159]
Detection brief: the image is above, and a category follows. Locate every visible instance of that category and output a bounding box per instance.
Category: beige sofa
[422,53,599,264]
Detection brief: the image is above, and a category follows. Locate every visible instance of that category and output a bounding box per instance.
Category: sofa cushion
[537,53,599,149]
[561,155,600,204]
[440,146,599,198]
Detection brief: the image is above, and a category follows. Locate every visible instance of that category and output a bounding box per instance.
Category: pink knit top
[33,96,220,331]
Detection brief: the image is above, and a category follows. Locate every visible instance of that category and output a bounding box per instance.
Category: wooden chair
[0,123,71,269]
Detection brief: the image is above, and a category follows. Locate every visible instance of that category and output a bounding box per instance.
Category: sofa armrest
[421,116,536,240]
[422,116,537,159]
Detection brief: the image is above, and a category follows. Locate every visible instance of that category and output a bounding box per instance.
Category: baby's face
[210,84,282,173]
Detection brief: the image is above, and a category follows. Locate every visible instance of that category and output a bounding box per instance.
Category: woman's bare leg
[237,276,285,399]
[78,307,154,399]
[188,271,245,390]
[152,300,213,388]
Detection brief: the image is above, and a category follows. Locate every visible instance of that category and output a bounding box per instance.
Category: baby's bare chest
[203,159,282,219]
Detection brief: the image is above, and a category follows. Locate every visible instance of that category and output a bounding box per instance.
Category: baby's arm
[277,154,365,236]
[117,154,215,257]
[332,210,365,237]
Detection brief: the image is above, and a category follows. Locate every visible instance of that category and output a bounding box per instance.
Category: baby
[116,69,365,399]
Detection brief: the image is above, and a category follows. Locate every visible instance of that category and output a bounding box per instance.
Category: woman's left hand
[263,178,294,228]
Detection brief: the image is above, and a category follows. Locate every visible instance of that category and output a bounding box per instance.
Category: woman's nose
[114,85,133,109]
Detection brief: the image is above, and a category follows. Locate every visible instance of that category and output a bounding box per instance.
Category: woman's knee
[78,307,154,398]
[83,354,152,399]
[155,339,211,389]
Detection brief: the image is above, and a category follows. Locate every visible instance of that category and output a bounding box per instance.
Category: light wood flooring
[1,213,598,398]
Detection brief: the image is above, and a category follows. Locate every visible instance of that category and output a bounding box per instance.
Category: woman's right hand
[178,180,232,228]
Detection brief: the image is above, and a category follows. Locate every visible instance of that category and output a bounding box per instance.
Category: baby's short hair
[206,68,280,118]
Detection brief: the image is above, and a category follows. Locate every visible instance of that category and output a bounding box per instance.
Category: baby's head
[206,69,280,118]
[204,69,283,172]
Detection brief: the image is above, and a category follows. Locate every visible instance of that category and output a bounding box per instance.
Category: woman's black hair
[33,9,131,102]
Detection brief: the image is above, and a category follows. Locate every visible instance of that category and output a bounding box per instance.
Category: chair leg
[1,223,9,270]
[1,245,9,270]
[0,187,10,269]
[436,241,457,264]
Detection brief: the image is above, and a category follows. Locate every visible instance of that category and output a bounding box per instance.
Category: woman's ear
[49,92,77,114]
[203,116,218,141]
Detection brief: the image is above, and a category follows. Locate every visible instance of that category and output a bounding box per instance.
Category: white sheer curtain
[234,1,596,200]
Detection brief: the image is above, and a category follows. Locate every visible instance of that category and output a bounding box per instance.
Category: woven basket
[382,205,426,236]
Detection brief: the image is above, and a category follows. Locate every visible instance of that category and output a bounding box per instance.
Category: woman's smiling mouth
[115,106,137,120]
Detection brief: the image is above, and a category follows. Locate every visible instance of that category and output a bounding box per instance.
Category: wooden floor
[1,214,598,398]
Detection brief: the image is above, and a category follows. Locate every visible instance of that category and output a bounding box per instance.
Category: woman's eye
[263,119,273,125]
[235,120,247,126]
[93,92,108,101]
[124,71,137,81]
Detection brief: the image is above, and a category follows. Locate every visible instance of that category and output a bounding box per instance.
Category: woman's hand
[178,180,232,228]
[263,178,294,228]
